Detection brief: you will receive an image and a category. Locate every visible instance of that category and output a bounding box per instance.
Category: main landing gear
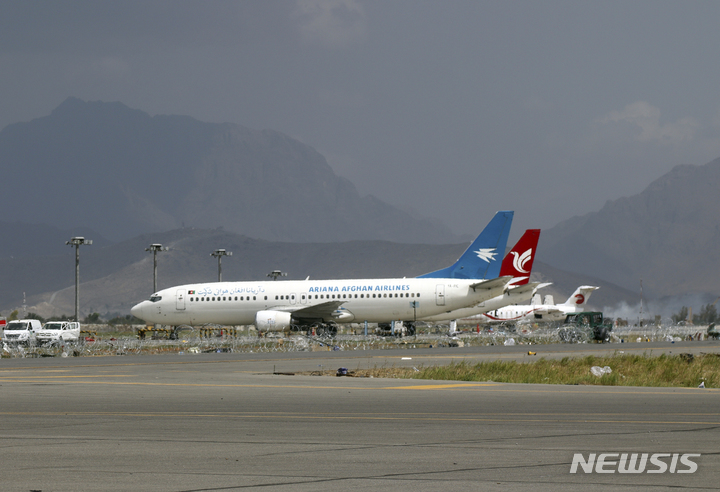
[311,323,338,337]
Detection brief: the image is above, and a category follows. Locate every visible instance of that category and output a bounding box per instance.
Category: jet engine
[255,310,292,332]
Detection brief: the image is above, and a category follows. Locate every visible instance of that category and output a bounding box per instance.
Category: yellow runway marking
[0,411,718,426]
[384,383,497,389]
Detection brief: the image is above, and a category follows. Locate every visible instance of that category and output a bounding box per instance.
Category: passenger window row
[187,293,421,302]
[286,293,420,300]
[189,296,257,302]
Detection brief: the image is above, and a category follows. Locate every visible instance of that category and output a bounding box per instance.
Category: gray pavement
[1,342,719,491]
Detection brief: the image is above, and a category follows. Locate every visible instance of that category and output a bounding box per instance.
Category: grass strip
[351,353,720,388]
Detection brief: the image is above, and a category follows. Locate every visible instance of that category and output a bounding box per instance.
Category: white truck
[2,319,42,346]
[35,321,81,345]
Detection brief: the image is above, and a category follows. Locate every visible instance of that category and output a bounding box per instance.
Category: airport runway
[1,342,719,491]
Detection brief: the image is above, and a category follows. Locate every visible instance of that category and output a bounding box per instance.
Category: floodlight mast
[65,237,92,322]
[210,249,232,282]
[145,244,168,293]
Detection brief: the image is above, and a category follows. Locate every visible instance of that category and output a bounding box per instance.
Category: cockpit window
[150,295,162,303]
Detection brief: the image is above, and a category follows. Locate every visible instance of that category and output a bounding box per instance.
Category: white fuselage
[468,303,584,325]
[131,277,508,327]
[419,286,538,323]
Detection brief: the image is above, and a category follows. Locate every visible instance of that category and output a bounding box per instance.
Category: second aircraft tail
[498,229,541,286]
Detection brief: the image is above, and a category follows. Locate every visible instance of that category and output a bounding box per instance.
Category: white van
[2,319,42,346]
[36,321,81,345]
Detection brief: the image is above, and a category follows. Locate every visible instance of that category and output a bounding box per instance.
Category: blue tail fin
[418,211,514,280]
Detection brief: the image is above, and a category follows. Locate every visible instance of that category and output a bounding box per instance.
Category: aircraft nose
[131,301,145,320]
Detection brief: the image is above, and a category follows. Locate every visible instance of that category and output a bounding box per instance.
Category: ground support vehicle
[2,319,42,346]
[36,321,81,345]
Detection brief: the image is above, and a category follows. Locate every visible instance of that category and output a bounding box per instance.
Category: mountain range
[540,157,720,298]
[0,98,454,244]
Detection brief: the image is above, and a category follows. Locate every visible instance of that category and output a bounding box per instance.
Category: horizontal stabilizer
[470,275,512,291]
[507,281,543,296]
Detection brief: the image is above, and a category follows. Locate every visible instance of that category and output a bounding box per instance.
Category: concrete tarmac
[1,341,719,491]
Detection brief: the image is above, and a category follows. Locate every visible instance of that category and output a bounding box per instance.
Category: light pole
[145,244,168,293]
[66,237,92,322]
[211,249,232,281]
[267,270,287,281]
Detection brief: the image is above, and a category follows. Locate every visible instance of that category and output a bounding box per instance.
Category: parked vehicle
[2,319,42,346]
[558,311,613,342]
[36,321,81,345]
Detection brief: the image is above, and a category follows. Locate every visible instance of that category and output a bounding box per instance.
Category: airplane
[418,229,550,326]
[469,285,600,326]
[130,211,515,336]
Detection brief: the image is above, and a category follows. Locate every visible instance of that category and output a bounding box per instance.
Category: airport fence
[1,323,714,359]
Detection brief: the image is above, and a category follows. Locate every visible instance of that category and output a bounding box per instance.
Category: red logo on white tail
[575,294,585,305]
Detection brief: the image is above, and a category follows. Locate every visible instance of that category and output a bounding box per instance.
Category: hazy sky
[2,1,720,241]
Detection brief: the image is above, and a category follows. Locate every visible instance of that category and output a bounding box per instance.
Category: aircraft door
[435,284,446,306]
[176,290,186,310]
[290,293,296,305]
[300,292,307,305]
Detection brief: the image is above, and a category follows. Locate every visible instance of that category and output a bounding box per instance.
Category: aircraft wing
[273,301,346,321]
[470,276,512,291]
